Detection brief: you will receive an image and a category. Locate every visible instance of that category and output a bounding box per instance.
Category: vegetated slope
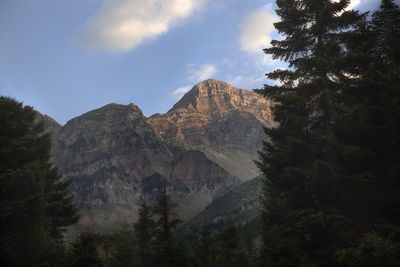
[176,176,263,249]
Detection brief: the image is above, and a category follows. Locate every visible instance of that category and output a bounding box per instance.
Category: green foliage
[176,176,262,251]
[337,229,400,267]
[71,232,103,266]
[109,225,137,266]
[0,97,78,266]
[108,203,156,267]
[215,220,250,267]
[257,0,400,266]
[195,222,216,267]
[371,0,400,65]
[134,203,156,267]
[153,184,186,267]
[109,187,188,267]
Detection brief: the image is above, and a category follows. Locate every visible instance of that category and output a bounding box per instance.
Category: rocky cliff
[50,102,237,232]
[43,80,273,232]
[148,79,275,181]
[35,112,62,136]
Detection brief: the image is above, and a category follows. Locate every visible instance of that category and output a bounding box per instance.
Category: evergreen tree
[371,0,400,65]
[153,183,185,267]
[109,225,137,267]
[216,220,249,267]
[0,97,78,265]
[248,239,259,267]
[71,232,103,267]
[133,202,156,267]
[195,222,216,267]
[370,0,400,227]
[334,1,400,264]
[257,1,367,265]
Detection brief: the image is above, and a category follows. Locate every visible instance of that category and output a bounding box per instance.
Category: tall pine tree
[334,1,400,265]
[216,220,249,267]
[133,202,156,267]
[153,183,185,267]
[257,1,366,265]
[195,222,216,267]
[0,97,78,266]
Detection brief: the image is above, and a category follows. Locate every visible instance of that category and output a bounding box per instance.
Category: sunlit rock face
[148,79,275,181]
[41,80,274,232]
[169,79,273,124]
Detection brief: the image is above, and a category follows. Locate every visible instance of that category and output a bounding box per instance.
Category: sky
[0,0,390,125]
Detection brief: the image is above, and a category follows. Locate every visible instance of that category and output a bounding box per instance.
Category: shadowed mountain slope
[39,80,273,232]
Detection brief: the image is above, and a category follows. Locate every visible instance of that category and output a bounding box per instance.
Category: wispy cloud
[226,75,265,89]
[187,63,217,82]
[77,0,207,52]
[170,85,192,100]
[239,4,278,54]
[169,63,217,100]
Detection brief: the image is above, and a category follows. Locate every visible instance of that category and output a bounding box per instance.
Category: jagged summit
[148,80,275,182]
[168,79,273,124]
[61,102,145,129]
[170,79,246,113]
[38,79,276,233]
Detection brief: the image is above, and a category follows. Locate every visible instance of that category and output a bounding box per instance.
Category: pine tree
[257,1,366,265]
[195,222,216,267]
[153,183,185,267]
[247,238,259,267]
[216,220,249,267]
[371,0,400,65]
[133,202,156,267]
[0,97,78,265]
[334,1,400,265]
[109,225,137,267]
[370,0,400,227]
[71,232,103,267]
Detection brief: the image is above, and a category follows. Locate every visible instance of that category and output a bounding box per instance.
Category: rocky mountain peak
[168,79,273,124]
[35,112,62,135]
[68,102,144,123]
[42,80,276,232]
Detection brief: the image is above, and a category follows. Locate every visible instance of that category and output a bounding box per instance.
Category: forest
[1,0,399,266]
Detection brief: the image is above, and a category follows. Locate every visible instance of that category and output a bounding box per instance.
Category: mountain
[179,175,262,232]
[49,103,236,232]
[42,80,273,233]
[35,111,62,135]
[176,176,262,249]
[149,79,275,181]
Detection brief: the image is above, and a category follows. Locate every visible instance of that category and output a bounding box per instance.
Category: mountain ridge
[38,80,273,232]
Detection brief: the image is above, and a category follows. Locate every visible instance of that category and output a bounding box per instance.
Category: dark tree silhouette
[0,97,78,266]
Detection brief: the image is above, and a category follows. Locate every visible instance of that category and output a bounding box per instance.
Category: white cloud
[77,0,207,52]
[226,75,265,89]
[169,63,217,100]
[334,0,383,12]
[239,4,279,53]
[348,0,362,10]
[187,63,217,82]
[170,85,192,100]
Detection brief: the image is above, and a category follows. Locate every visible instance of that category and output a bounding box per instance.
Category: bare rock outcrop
[148,79,275,180]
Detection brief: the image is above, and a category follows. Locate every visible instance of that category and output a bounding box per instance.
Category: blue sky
[0,0,389,124]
